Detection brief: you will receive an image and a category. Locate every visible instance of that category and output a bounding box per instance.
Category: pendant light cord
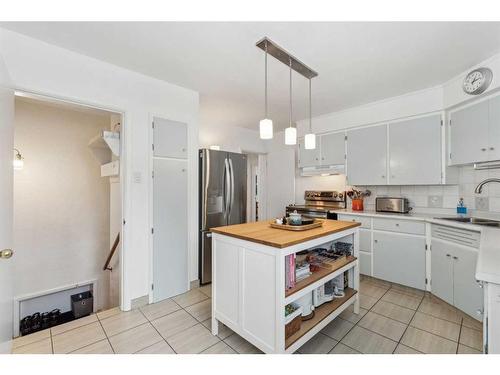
[309,78,312,132]
[264,41,268,118]
[289,57,293,128]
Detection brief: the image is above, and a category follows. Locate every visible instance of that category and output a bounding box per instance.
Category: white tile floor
[11,277,484,354]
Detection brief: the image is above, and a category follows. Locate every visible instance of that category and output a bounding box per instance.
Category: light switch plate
[428,195,443,208]
[475,197,489,211]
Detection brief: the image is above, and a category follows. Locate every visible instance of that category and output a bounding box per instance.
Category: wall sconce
[13,148,24,170]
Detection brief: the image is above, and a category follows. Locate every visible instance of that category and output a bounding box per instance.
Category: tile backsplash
[357,165,500,213]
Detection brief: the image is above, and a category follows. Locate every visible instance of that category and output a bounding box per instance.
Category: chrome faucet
[475,178,500,194]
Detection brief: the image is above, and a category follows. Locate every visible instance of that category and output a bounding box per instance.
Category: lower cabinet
[373,231,426,290]
[359,251,372,276]
[431,238,483,319]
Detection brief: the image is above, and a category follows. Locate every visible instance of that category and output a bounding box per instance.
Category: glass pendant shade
[259,118,273,139]
[304,133,316,150]
[285,126,297,145]
[13,157,24,170]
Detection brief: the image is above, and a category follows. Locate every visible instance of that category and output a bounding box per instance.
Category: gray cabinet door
[430,239,454,306]
[389,115,442,185]
[450,101,489,165]
[153,158,188,301]
[373,232,426,290]
[320,132,345,165]
[153,117,187,159]
[298,138,320,168]
[452,245,483,320]
[347,125,388,185]
[489,95,500,161]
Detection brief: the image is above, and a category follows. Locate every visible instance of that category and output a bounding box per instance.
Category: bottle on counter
[457,197,467,215]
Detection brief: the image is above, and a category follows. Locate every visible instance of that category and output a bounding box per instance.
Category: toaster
[375,197,411,214]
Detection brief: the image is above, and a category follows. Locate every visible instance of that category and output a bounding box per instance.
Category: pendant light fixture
[256,37,318,146]
[304,78,316,150]
[259,40,273,140]
[285,57,297,145]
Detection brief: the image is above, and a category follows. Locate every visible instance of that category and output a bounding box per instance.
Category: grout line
[96,314,115,354]
[67,339,110,354]
[392,290,424,354]
[140,306,179,354]
[131,338,167,354]
[456,316,464,354]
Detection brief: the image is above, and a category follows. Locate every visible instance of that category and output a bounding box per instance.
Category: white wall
[0,28,200,310]
[13,99,111,311]
[199,122,266,154]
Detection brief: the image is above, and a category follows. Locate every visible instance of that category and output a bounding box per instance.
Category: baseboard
[130,295,149,310]
[0,339,12,354]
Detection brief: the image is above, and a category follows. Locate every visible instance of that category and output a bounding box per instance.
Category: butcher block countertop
[210,219,360,248]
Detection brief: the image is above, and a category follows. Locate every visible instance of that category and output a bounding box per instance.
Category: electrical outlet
[475,197,489,211]
[428,195,443,208]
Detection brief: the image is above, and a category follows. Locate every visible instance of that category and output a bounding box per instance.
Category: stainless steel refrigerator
[199,149,247,284]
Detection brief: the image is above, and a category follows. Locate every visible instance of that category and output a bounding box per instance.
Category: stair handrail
[103,233,120,271]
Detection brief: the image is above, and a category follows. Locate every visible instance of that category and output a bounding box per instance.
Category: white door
[153,159,188,301]
[0,83,15,352]
[452,245,483,320]
[430,239,454,306]
[320,132,345,166]
[389,115,442,185]
[297,138,320,168]
[153,117,187,159]
[373,232,426,290]
[347,125,388,185]
[449,100,489,165]
[489,95,500,161]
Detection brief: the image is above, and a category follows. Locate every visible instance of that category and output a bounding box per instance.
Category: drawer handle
[395,223,400,227]
[446,254,451,257]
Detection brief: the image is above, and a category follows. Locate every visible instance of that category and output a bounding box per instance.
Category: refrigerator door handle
[229,157,235,219]
[224,157,231,220]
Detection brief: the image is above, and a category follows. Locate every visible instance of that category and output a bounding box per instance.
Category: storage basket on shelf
[285,303,303,340]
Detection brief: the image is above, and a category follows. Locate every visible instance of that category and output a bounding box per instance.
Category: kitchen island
[210,219,361,353]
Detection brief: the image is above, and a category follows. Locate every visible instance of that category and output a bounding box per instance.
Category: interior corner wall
[13,99,111,311]
[0,28,200,309]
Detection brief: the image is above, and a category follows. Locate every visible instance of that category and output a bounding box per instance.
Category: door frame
[12,89,128,312]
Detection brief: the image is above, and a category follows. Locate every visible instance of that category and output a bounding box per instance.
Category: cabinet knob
[446,254,451,257]
[374,239,378,243]
[381,175,385,179]
[481,148,487,151]
[182,148,186,152]
[452,256,458,260]
[490,147,495,151]
[395,223,400,227]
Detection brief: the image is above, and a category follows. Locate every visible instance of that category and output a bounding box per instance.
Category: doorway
[11,93,124,337]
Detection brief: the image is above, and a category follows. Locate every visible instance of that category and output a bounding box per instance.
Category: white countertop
[332,208,500,284]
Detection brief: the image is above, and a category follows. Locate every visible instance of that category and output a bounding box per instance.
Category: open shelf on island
[285,288,357,349]
[285,255,357,299]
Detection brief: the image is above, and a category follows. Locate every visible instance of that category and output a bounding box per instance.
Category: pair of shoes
[19,309,61,336]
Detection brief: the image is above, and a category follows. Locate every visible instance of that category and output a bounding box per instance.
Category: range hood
[300,164,345,177]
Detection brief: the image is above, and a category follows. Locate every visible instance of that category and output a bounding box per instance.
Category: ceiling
[2,22,500,131]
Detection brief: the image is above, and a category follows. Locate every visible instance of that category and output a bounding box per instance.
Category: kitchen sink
[434,217,500,227]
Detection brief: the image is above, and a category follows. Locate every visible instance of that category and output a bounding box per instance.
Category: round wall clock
[463,67,493,95]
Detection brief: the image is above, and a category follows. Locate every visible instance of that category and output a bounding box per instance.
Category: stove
[286,190,346,219]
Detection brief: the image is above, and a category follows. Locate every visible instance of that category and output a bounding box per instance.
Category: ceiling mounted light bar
[256,37,318,79]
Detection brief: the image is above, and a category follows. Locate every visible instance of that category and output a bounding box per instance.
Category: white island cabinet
[210,220,360,354]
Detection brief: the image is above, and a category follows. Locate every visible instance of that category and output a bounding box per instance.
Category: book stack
[285,254,296,289]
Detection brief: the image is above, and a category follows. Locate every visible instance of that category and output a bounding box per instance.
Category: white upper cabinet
[489,95,500,161]
[449,100,490,165]
[298,137,320,168]
[389,115,442,185]
[320,132,346,165]
[346,125,388,185]
[153,117,188,159]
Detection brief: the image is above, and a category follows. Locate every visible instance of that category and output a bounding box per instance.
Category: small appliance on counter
[375,197,411,214]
